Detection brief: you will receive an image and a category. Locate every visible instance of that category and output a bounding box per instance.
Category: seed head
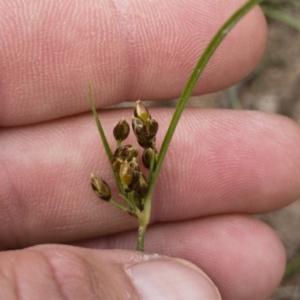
[134,100,151,122]
[128,170,140,191]
[132,117,143,136]
[113,118,130,141]
[132,118,146,141]
[111,156,124,172]
[142,147,156,169]
[114,144,138,161]
[119,160,133,186]
[137,173,148,198]
[132,191,143,210]
[144,118,158,139]
[129,157,140,172]
[137,136,155,149]
[90,174,111,201]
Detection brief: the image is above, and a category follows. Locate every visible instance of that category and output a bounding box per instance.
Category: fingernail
[126,258,222,300]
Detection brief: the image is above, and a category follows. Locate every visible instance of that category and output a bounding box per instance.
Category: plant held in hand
[89,0,263,252]
[89,97,157,252]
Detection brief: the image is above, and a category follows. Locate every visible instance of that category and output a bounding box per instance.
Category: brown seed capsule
[113,118,130,141]
[132,191,144,210]
[137,173,148,198]
[142,147,156,169]
[134,100,151,122]
[132,119,148,139]
[132,117,157,149]
[129,157,140,172]
[137,136,155,149]
[114,145,138,160]
[111,156,124,172]
[143,118,158,139]
[119,160,133,186]
[128,170,140,191]
[90,174,111,201]
[132,117,144,135]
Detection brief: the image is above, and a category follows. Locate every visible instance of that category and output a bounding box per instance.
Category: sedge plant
[89,0,263,252]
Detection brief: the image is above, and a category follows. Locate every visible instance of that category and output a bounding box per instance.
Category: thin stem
[146,0,263,197]
[116,140,121,148]
[88,82,113,160]
[137,225,147,252]
[109,199,129,212]
[88,82,125,195]
[128,191,137,211]
[136,194,152,251]
[119,193,135,210]
[262,7,300,31]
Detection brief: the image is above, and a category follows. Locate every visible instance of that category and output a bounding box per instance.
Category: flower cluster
[91,101,158,216]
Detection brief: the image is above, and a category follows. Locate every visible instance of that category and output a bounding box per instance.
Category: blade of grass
[147,0,263,196]
[88,82,113,160]
[88,82,125,195]
[261,0,300,9]
[262,7,300,31]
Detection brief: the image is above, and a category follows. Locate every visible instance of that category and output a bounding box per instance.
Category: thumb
[127,257,222,300]
[0,245,221,300]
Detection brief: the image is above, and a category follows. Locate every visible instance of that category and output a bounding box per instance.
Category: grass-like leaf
[88,82,113,160]
[147,0,264,197]
[89,0,265,252]
[88,82,126,195]
[262,7,300,31]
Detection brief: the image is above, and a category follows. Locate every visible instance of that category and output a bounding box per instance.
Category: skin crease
[0,0,297,299]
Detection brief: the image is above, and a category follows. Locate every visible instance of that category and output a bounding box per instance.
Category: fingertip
[1,0,268,125]
[36,246,222,300]
[127,257,222,300]
[145,215,286,300]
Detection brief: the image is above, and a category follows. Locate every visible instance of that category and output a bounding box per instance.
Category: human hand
[1,1,299,299]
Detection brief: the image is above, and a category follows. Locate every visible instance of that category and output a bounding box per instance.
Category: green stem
[88,83,113,160]
[109,199,129,212]
[116,140,121,148]
[146,0,263,197]
[262,7,300,31]
[119,193,133,208]
[127,191,137,211]
[137,225,147,252]
[136,194,152,251]
[88,83,125,195]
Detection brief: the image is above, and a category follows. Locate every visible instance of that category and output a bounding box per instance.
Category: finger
[1,109,300,247]
[75,215,285,300]
[0,245,221,300]
[0,0,266,126]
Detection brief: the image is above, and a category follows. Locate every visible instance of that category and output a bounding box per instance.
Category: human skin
[0,0,299,299]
